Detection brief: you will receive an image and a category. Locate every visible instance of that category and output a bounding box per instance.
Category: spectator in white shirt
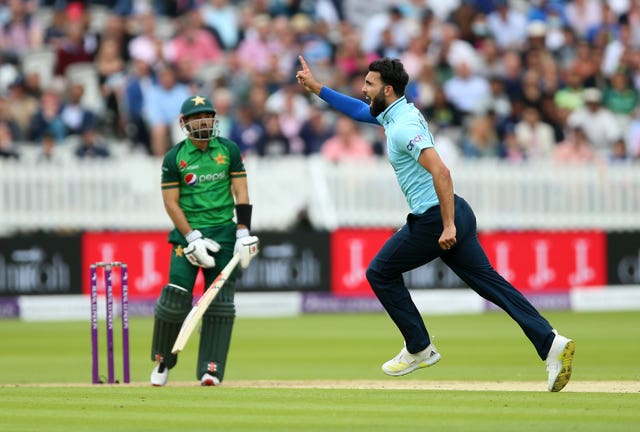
[443,61,491,115]
[515,106,556,160]
[128,11,164,65]
[565,0,603,39]
[360,5,411,55]
[487,0,528,50]
[567,88,622,157]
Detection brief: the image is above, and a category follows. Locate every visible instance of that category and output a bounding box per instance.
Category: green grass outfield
[1,311,639,431]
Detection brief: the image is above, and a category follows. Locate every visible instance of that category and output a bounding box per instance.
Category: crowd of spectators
[0,0,639,165]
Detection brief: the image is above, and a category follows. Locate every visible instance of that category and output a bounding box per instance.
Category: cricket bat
[171,253,241,354]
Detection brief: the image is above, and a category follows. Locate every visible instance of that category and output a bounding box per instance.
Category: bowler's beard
[369,92,387,117]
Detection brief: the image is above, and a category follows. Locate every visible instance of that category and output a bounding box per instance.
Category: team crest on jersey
[185,173,198,185]
[213,152,226,165]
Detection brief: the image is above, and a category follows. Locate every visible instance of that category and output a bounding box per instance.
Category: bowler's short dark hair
[368,58,409,96]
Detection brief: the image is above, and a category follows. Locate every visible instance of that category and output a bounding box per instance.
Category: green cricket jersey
[161,137,246,231]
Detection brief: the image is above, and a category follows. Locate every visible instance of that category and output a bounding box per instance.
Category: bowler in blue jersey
[296,56,575,392]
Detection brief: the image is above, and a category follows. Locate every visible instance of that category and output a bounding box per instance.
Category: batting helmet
[179,95,219,140]
[180,95,216,118]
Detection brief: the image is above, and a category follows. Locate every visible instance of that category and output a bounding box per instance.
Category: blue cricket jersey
[320,87,440,214]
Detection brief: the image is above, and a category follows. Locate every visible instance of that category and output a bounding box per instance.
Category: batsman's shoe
[200,373,221,387]
[150,362,169,387]
[546,331,576,392]
[382,344,441,376]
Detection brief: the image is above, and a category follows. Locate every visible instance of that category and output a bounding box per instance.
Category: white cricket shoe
[150,362,169,386]
[382,343,441,376]
[546,330,576,392]
[200,373,221,386]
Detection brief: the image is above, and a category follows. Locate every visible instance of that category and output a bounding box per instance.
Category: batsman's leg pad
[151,284,192,369]
[198,295,236,381]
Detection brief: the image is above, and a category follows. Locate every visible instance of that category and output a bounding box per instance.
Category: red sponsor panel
[331,228,394,297]
[478,230,607,293]
[82,231,203,300]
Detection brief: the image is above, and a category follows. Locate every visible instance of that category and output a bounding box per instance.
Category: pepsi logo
[185,173,198,185]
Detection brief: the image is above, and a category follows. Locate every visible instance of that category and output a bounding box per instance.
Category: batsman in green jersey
[150,95,259,386]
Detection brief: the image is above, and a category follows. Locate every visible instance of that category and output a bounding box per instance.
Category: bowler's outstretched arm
[297,55,379,124]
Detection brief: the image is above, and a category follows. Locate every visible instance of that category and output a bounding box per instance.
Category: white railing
[1,156,639,233]
[310,157,640,230]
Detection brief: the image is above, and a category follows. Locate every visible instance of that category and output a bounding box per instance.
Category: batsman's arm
[231,176,250,230]
[230,175,259,268]
[162,188,193,237]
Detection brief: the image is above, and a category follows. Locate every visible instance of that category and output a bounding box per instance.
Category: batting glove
[184,230,221,268]
[234,228,259,269]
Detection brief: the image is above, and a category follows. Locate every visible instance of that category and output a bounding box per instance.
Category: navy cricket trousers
[365,195,555,360]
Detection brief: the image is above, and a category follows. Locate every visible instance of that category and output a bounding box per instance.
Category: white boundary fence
[1,156,639,233]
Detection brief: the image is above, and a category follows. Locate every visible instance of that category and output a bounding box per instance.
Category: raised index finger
[298,55,309,72]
